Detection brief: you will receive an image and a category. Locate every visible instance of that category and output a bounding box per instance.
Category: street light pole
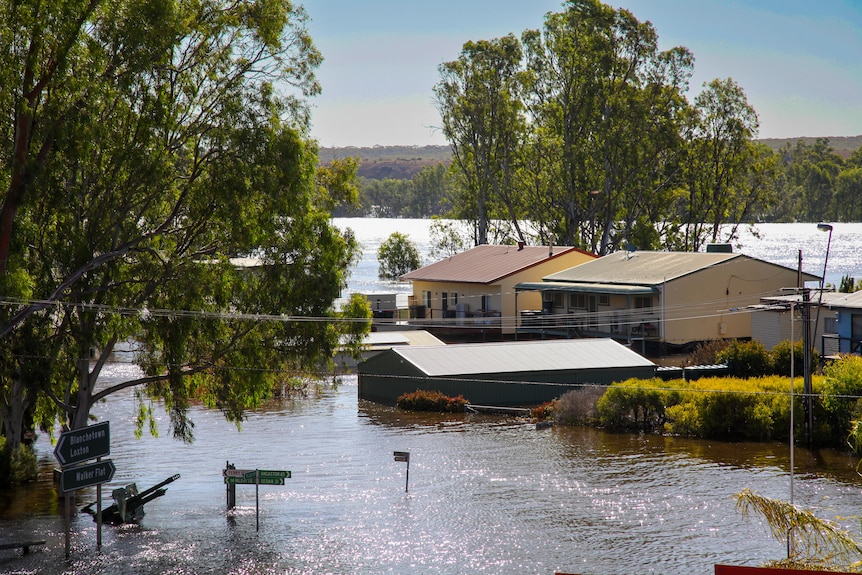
[805,223,833,445]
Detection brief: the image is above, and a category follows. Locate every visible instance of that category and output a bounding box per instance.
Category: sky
[303,0,862,148]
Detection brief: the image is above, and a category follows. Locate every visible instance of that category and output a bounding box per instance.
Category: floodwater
[3,220,862,574]
[3,366,862,575]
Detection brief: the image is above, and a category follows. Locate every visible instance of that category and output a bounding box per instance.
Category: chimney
[517,241,525,251]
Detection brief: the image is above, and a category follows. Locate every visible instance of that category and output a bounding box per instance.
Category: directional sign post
[60,459,116,493]
[222,465,290,531]
[53,421,113,558]
[54,421,110,467]
[394,451,410,492]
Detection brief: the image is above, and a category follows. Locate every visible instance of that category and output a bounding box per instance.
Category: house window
[552,292,564,308]
[599,295,610,306]
[634,296,652,309]
[422,290,432,309]
[568,293,587,309]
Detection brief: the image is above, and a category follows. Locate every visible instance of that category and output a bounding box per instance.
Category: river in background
[2,219,862,575]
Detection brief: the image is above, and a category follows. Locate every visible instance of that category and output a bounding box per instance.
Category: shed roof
[400,244,593,284]
[384,338,654,377]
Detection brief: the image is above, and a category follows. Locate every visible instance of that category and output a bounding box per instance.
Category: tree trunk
[1,377,30,452]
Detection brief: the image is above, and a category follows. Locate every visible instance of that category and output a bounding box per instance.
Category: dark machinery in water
[82,474,180,524]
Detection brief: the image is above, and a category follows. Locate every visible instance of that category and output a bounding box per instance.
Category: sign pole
[96,456,102,550]
[255,469,260,532]
[64,492,70,558]
[393,452,410,492]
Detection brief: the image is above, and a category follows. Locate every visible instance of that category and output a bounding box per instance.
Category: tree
[0,0,369,454]
[428,218,468,260]
[735,488,862,571]
[674,78,775,251]
[377,232,421,280]
[435,34,528,246]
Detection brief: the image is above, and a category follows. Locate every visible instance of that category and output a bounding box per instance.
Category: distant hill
[321,137,862,180]
[758,135,862,158]
[318,145,452,180]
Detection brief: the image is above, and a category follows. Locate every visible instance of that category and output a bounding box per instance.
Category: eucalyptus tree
[434,33,528,246]
[675,78,775,250]
[0,0,369,452]
[521,0,693,254]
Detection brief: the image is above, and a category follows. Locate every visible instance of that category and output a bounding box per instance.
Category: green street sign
[251,470,290,479]
[225,476,284,486]
[54,421,110,466]
[59,459,116,492]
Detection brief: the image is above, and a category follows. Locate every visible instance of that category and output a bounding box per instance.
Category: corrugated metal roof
[825,290,862,310]
[390,338,654,377]
[400,244,593,284]
[543,251,741,285]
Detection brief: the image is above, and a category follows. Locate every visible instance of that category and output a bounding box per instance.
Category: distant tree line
[331,0,862,254]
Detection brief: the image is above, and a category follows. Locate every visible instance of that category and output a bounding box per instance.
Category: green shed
[357,338,656,406]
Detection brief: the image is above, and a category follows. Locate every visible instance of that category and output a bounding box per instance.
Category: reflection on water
[3,370,862,575]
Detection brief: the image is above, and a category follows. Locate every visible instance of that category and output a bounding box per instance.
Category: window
[634,296,652,309]
[552,292,564,308]
[482,294,490,311]
[599,295,610,306]
[422,290,432,309]
[568,293,588,309]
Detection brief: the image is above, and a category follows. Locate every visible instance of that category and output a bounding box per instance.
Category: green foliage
[396,390,468,413]
[597,375,804,442]
[0,438,38,487]
[663,376,793,441]
[428,218,468,260]
[377,232,421,280]
[820,355,862,440]
[0,0,359,449]
[840,274,861,293]
[735,488,862,571]
[596,378,677,433]
[716,340,772,378]
[770,339,806,377]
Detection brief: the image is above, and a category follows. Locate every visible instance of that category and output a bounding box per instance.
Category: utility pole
[802,286,813,445]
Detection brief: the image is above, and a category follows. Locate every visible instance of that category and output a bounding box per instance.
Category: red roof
[400,244,594,284]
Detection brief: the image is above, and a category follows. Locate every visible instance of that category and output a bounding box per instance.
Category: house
[514,249,818,351]
[357,338,656,406]
[821,290,862,357]
[399,244,595,339]
[750,293,836,354]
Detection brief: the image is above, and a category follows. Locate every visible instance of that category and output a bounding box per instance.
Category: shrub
[596,378,676,432]
[531,400,557,421]
[688,339,733,366]
[396,389,468,413]
[820,355,862,439]
[555,386,605,425]
[0,438,38,488]
[716,340,771,378]
[770,339,807,377]
[598,375,800,442]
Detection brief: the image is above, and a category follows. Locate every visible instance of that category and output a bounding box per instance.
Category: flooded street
[3,219,862,574]
[3,367,862,575]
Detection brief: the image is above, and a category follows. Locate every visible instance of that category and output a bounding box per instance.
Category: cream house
[400,244,595,338]
[515,249,817,351]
